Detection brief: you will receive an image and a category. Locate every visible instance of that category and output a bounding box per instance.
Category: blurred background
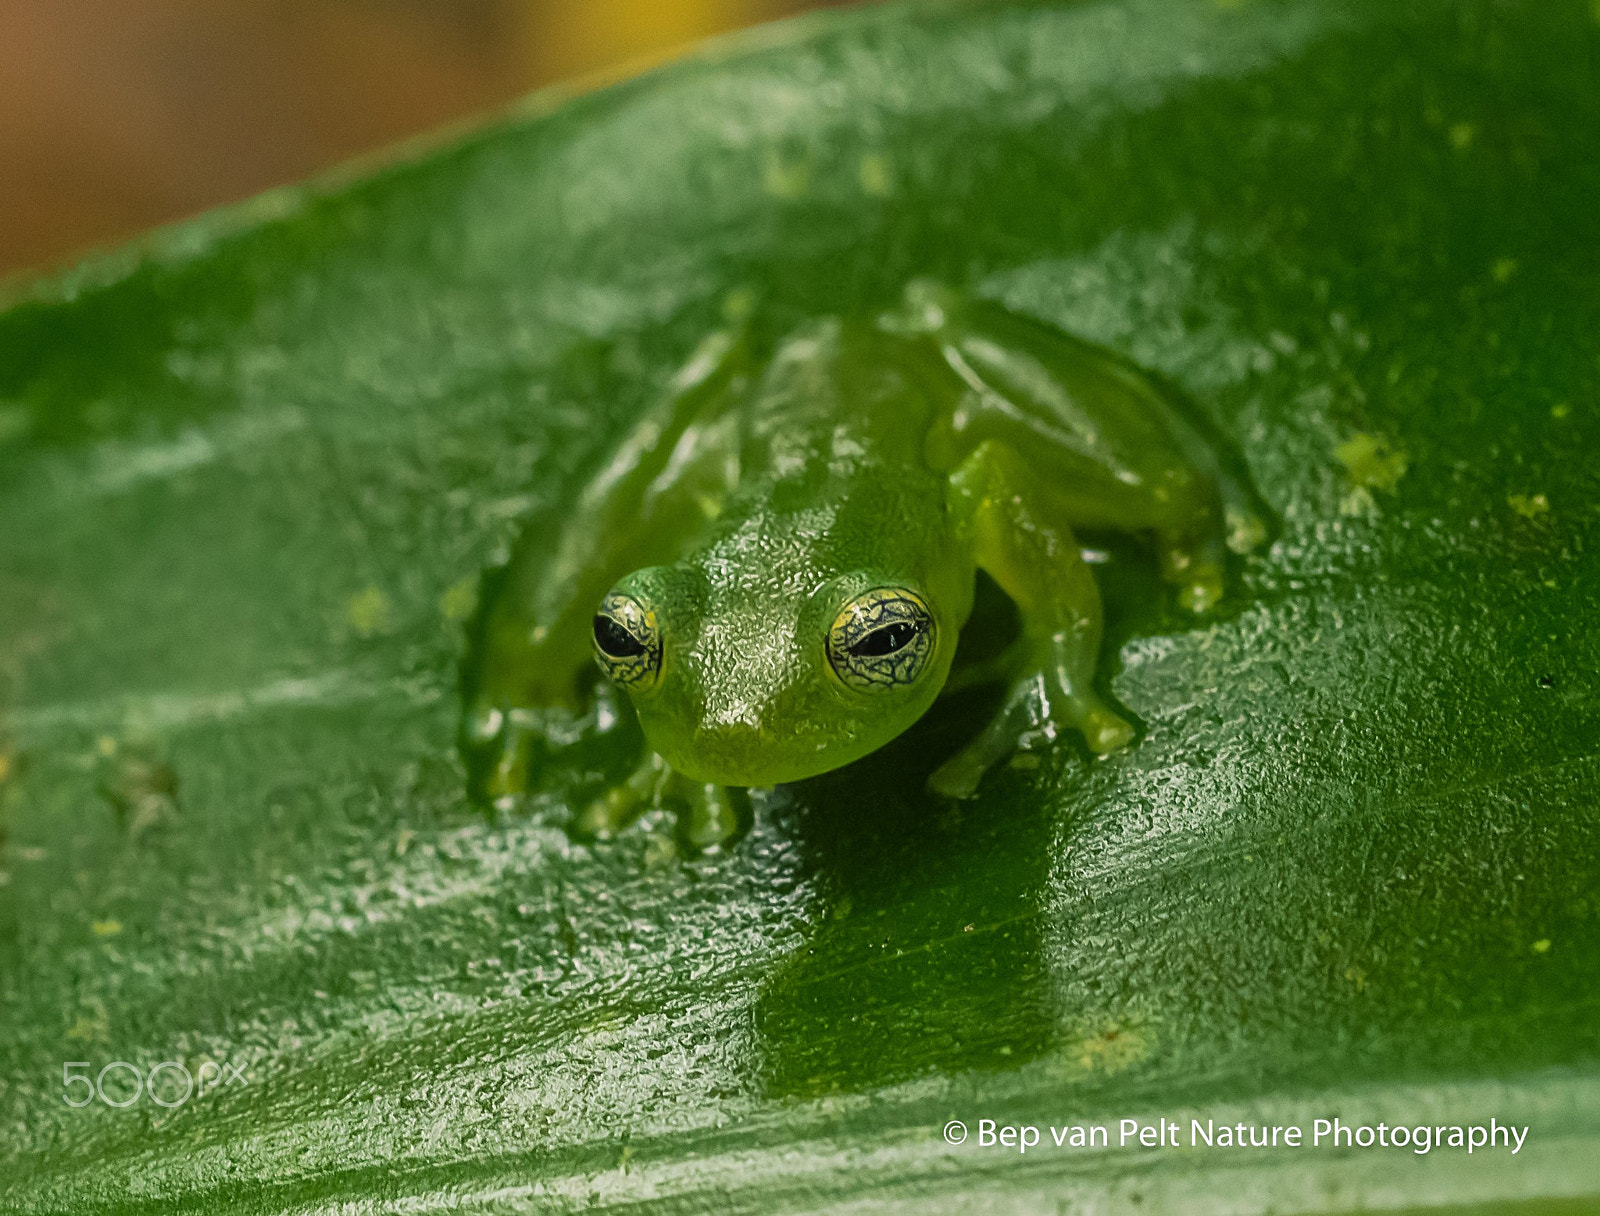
[0,0,840,279]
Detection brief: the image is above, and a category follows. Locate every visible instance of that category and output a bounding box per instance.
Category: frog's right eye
[826,587,936,692]
[592,593,662,689]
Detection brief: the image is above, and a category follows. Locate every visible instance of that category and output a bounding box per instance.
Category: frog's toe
[1225,504,1269,555]
[928,751,990,800]
[575,784,641,840]
[667,781,751,853]
[1080,704,1136,754]
[1158,536,1226,613]
[1176,571,1225,615]
[462,704,536,806]
[1163,503,1267,614]
[930,672,1133,798]
[574,751,670,840]
[572,758,750,851]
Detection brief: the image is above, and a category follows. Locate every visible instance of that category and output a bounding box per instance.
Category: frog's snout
[681,715,780,784]
[643,692,823,788]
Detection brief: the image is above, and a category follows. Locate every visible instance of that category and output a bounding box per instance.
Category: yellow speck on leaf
[642,832,680,871]
[395,828,416,857]
[1059,1018,1155,1078]
[1490,257,1518,284]
[1551,402,1571,420]
[92,920,122,937]
[721,286,756,325]
[857,153,893,198]
[66,1016,102,1042]
[66,1002,109,1042]
[1532,938,1552,953]
[345,587,393,637]
[1345,965,1368,992]
[762,148,811,199]
[1508,493,1549,519]
[439,578,476,622]
[1448,121,1476,151]
[96,735,118,758]
[1335,432,1408,510]
[0,748,11,784]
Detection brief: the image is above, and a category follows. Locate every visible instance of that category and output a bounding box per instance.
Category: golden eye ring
[826,588,935,692]
[592,592,662,689]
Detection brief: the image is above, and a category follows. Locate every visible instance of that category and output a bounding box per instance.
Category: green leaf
[2,0,1598,1210]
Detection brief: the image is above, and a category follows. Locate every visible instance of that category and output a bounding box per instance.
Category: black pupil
[594,615,646,658]
[849,620,919,658]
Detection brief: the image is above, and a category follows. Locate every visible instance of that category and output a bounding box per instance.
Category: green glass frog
[463,282,1265,847]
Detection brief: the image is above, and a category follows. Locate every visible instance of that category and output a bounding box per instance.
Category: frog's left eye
[827,588,936,692]
[593,593,662,689]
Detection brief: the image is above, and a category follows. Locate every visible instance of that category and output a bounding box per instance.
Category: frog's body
[464,282,1264,846]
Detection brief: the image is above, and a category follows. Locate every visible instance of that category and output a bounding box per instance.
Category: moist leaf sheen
[0,1,1598,1211]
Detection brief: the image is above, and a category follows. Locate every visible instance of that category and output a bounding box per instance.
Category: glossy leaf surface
[1,1,1597,1211]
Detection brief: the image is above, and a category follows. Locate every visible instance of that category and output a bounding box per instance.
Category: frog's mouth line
[659,702,926,788]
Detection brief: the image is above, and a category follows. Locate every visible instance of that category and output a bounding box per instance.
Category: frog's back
[740,317,948,485]
[701,318,957,576]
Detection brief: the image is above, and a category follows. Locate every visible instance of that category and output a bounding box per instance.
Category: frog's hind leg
[932,439,1135,799]
[897,282,1267,614]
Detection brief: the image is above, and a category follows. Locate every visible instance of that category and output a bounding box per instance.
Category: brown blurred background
[0,0,840,279]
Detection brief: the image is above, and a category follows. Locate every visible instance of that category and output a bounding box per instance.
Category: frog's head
[591,563,957,786]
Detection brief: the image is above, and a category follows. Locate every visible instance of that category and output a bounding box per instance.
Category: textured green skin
[2,0,1599,1212]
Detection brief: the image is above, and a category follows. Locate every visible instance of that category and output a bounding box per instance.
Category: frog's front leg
[574,752,750,851]
[931,439,1134,799]
[462,326,748,808]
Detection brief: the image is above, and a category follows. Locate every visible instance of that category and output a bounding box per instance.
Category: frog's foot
[1225,503,1270,556]
[575,753,750,852]
[929,666,1133,800]
[661,777,751,853]
[462,680,628,810]
[1156,526,1228,615]
[575,752,672,839]
[461,704,545,810]
[1158,499,1269,614]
